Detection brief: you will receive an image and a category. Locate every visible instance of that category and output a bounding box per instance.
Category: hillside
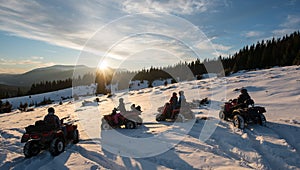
[0,65,299,169]
[0,65,95,87]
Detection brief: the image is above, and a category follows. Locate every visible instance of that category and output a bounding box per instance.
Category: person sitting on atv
[236,88,252,108]
[178,90,187,108]
[44,107,61,129]
[117,98,126,112]
[167,92,178,118]
[113,98,127,124]
[170,92,178,110]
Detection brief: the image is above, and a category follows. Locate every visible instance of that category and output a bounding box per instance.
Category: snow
[1,65,300,169]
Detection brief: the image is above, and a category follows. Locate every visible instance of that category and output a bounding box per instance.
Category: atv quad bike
[101,108,143,130]
[219,99,267,129]
[21,117,79,158]
[156,103,195,123]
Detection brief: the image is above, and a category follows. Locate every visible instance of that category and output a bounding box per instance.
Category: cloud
[195,39,232,55]
[31,56,44,60]
[0,1,123,51]
[0,57,55,73]
[121,0,213,15]
[272,15,300,37]
[0,0,222,71]
[244,31,263,38]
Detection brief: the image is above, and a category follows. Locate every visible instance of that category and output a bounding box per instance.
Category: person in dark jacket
[169,92,178,110]
[44,107,61,129]
[237,89,251,104]
[236,88,252,108]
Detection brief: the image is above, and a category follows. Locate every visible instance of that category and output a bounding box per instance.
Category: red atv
[21,117,79,158]
[101,108,143,130]
[156,103,195,122]
[219,99,267,129]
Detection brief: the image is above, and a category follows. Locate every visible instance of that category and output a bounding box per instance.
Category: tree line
[220,31,300,75]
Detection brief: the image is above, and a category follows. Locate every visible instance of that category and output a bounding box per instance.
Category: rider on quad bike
[236,88,251,108]
[219,88,267,129]
[44,107,61,129]
[21,107,79,158]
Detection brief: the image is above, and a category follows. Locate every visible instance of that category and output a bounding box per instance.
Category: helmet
[173,92,177,96]
[48,107,55,114]
[241,88,247,94]
[119,98,124,102]
[179,91,184,95]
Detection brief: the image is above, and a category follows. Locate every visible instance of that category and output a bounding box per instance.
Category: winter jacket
[237,92,251,104]
[44,113,61,129]
[170,96,178,109]
[117,102,126,113]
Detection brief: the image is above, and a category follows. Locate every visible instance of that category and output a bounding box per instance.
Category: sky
[0,0,299,74]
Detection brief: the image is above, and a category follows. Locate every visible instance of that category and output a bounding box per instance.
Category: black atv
[21,117,79,158]
[219,99,267,129]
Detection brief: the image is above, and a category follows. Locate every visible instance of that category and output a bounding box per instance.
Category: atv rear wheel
[219,111,227,120]
[258,114,266,126]
[156,113,165,121]
[233,115,245,129]
[49,138,65,156]
[125,121,136,129]
[24,140,40,158]
[72,129,79,144]
[101,122,111,130]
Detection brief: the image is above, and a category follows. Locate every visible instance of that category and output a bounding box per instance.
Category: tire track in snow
[245,125,300,170]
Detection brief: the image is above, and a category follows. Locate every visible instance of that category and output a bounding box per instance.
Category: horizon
[0,1,300,74]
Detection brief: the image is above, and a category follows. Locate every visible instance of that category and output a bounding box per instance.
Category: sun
[98,61,108,70]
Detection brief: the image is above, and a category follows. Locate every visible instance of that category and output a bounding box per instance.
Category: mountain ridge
[0,65,96,87]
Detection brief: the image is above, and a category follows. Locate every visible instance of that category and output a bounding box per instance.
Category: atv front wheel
[219,111,227,120]
[156,114,165,121]
[125,121,136,129]
[49,138,65,156]
[73,129,79,144]
[233,115,245,129]
[258,114,266,126]
[24,140,40,158]
[101,122,111,130]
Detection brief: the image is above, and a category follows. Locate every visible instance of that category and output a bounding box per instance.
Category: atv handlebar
[60,116,70,124]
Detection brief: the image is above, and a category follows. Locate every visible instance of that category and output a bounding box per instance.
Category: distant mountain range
[0,65,96,87]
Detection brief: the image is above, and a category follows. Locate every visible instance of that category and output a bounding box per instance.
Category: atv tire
[49,138,65,156]
[258,114,266,126]
[125,121,136,129]
[73,129,79,144]
[233,115,245,129]
[219,111,227,120]
[24,140,40,158]
[156,113,166,121]
[101,122,111,130]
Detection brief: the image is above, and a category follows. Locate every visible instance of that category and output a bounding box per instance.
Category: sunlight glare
[98,61,108,70]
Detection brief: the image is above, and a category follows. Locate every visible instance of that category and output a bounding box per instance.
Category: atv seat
[25,120,58,133]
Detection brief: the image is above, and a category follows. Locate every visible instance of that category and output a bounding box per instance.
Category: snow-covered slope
[0,66,300,169]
